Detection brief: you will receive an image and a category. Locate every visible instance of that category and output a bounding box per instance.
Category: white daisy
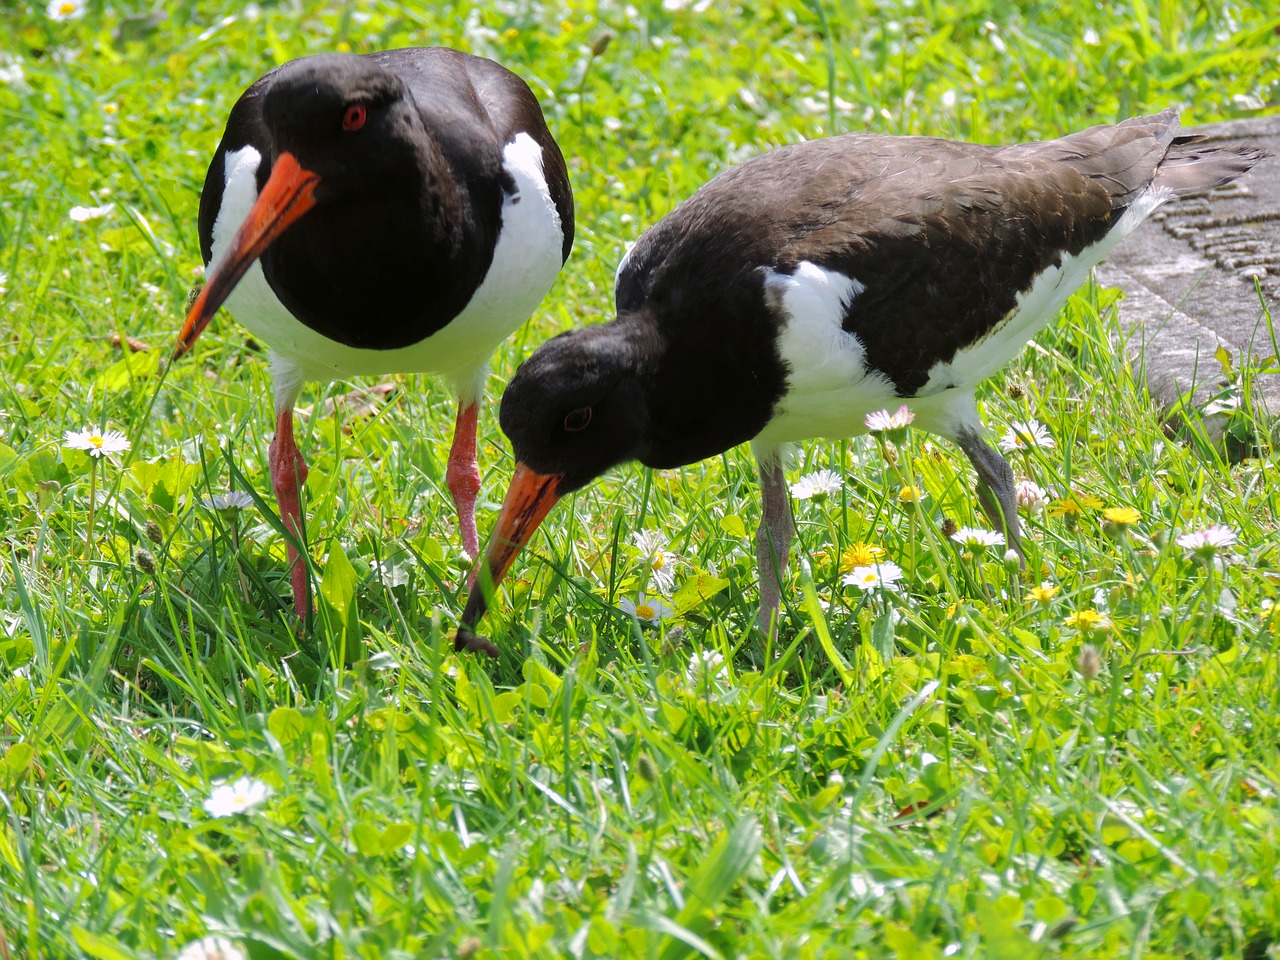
[619,593,674,624]
[1015,479,1048,513]
[202,777,271,818]
[789,469,843,500]
[68,202,115,222]
[950,526,1006,549]
[175,936,247,960]
[46,0,85,21]
[632,529,680,591]
[1175,525,1238,554]
[63,427,130,458]
[686,648,726,683]
[199,491,255,513]
[842,561,904,592]
[864,405,915,433]
[998,419,1056,453]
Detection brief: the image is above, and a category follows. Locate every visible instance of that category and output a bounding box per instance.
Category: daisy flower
[842,561,904,592]
[864,405,915,433]
[686,649,726,684]
[619,593,674,625]
[175,936,247,960]
[202,777,271,818]
[1175,525,1238,555]
[63,427,130,458]
[632,529,680,590]
[1015,479,1048,513]
[46,0,85,21]
[68,202,115,222]
[789,469,843,500]
[949,526,1006,549]
[998,419,1055,454]
[199,491,255,513]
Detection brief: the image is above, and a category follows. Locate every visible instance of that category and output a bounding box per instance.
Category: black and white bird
[455,108,1264,656]
[175,48,573,618]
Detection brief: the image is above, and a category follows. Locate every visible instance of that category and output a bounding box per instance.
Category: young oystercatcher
[454,108,1264,656]
[175,48,573,618]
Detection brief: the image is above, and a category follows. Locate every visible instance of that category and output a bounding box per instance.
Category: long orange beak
[175,152,321,358]
[455,462,563,657]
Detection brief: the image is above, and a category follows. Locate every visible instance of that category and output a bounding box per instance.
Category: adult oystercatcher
[454,108,1264,656]
[175,48,573,618]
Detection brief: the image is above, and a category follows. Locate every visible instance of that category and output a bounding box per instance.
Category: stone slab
[1099,115,1279,425]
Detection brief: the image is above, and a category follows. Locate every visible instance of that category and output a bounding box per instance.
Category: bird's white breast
[755,261,897,443]
[209,133,564,401]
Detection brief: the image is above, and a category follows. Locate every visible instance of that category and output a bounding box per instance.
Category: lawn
[2,0,1280,957]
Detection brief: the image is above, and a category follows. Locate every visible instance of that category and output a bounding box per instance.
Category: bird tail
[1153,135,1270,197]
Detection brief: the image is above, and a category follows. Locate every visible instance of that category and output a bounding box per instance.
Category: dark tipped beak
[455,462,563,657]
[174,151,320,359]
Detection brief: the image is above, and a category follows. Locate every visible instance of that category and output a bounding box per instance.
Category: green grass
[2,0,1280,957]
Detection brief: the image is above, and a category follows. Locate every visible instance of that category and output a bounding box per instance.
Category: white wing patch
[756,261,897,443]
[918,185,1173,396]
[205,134,564,407]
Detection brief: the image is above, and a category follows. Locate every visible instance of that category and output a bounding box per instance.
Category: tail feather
[1154,136,1270,197]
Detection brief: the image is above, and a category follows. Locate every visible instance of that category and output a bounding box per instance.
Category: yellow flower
[1064,609,1109,632]
[839,541,886,573]
[1028,582,1060,604]
[1049,491,1104,518]
[898,484,924,503]
[502,27,520,42]
[335,41,352,53]
[1103,506,1141,525]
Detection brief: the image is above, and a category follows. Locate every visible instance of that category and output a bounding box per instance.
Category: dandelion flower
[842,561,904,592]
[1049,490,1103,518]
[619,593,674,624]
[1075,643,1102,680]
[1064,609,1109,633]
[46,0,85,21]
[998,419,1055,454]
[1175,525,1238,554]
[1015,479,1048,514]
[202,777,271,818]
[63,427,130,458]
[838,541,886,573]
[949,526,1005,549]
[175,936,247,960]
[1028,582,1060,604]
[1103,506,1141,525]
[68,202,115,222]
[789,469,843,500]
[864,405,915,433]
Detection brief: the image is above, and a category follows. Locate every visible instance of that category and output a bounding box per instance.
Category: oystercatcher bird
[175,48,573,618]
[454,108,1264,656]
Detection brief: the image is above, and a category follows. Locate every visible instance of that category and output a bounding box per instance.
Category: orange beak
[455,462,563,657]
[175,151,320,358]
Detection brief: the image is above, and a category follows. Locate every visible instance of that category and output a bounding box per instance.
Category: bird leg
[269,406,310,618]
[755,453,794,632]
[447,401,482,563]
[954,428,1023,561]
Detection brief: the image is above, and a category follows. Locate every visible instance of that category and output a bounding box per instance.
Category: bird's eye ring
[342,104,367,132]
[564,407,592,432]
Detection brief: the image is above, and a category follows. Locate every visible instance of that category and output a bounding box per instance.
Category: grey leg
[755,452,794,632]
[953,427,1023,559]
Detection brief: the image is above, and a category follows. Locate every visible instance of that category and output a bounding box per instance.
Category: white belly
[209,133,565,396]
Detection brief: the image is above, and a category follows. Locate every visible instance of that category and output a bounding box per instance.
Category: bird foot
[454,626,499,659]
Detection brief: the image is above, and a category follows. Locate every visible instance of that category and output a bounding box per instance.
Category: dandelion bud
[880,440,899,464]
[940,517,958,539]
[591,31,613,57]
[635,754,659,783]
[1006,381,1025,400]
[145,519,163,544]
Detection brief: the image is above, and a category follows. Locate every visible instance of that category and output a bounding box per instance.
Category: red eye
[342,104,367,132]
[564,407,592,432]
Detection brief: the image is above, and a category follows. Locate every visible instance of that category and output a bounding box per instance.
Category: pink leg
[447,401,482,562]
[268,406,310,618]
[755,455,794,633]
